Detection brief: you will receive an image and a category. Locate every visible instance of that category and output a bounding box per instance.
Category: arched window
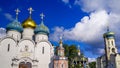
[56,63,58,68]
[112,48,115,53]
[19,62,32,68]
[111,41,114,46]
[108,41,110,45]
[62,64,64,68]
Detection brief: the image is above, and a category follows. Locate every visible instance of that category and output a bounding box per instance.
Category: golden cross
[28,7,34,14]
[15,8,20,15]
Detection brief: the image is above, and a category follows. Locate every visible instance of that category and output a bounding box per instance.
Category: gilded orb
[22,17,36,29]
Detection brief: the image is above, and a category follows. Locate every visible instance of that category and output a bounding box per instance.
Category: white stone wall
[17,39,35,59]
[7,30,21,41]
[0,38,17,68]
[22,28,34,39]
[35,34,48,43]
[115,54,120,68]
[0,27,54,68]
[35,41,53,68]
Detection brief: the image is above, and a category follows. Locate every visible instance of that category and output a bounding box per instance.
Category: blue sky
[0,0,120,62]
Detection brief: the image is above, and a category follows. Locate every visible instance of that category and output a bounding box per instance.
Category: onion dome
[103,31,115,38]
[6,8,23,32]
[34,13,49,35]
[22,17,36,29]
[22,7,36,29]
[34,22,49,35]
[6,20,23,32]
[103,26,115,38]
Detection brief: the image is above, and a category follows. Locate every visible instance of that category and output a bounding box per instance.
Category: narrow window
[62,64,64,68]
[108,41,110,45]
[56,63,58,68]
[112,41,114,45]
[42,47,44,54]
[8,44,10,52]
[12,34,13,37]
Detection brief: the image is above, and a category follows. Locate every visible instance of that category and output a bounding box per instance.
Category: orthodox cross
[28,7,34,18]
[40,13,45,21]
[15,8,20,20]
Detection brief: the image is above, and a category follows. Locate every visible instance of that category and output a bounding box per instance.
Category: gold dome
[22,17,36,29]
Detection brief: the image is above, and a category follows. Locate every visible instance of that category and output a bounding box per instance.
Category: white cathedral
[0,7,68,68]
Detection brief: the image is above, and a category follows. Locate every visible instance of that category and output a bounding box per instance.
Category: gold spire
[77,45,80,52]
[59,36,63,45]
[15,8,20,20]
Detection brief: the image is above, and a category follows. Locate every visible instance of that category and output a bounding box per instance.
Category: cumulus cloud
[56,0,120,58]
[0,27,6,39]
[75,0,120,13]
[51,10,108,42]
[4,13,14,21]
[88,58,96,62]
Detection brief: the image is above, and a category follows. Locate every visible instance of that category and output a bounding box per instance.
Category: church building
[0,7,55,68]
[96,27,120,68]
[53,36,68,68]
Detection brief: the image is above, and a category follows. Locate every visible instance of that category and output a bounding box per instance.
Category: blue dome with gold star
[6,20,23,32]
[34,22,49,35]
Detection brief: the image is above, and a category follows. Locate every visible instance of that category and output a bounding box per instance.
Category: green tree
[55,44,86,68]
[89,62,96,68]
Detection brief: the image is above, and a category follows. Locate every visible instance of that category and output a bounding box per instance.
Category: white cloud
[4,13,14,21]
[50,27,64,41]
[75,0,120,13]
[51,10,109,42]
[58,0,120,56]
[88,58,96,62]
[0,27,6,39]
[50,9,120,56]
[97,48,105,55]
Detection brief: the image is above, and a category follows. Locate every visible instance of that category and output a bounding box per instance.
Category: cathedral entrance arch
[19,62,32,68]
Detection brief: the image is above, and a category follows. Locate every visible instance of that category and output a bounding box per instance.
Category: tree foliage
[89,62,96,68]
[55,44,80,68]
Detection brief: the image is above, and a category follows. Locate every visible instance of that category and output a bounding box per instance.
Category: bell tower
[103,25,118,67]
[54,36,68,68]
[57,36,65,57]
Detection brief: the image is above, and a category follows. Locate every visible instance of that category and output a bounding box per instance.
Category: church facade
[96,28,120,68]
[0,8,57,68]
